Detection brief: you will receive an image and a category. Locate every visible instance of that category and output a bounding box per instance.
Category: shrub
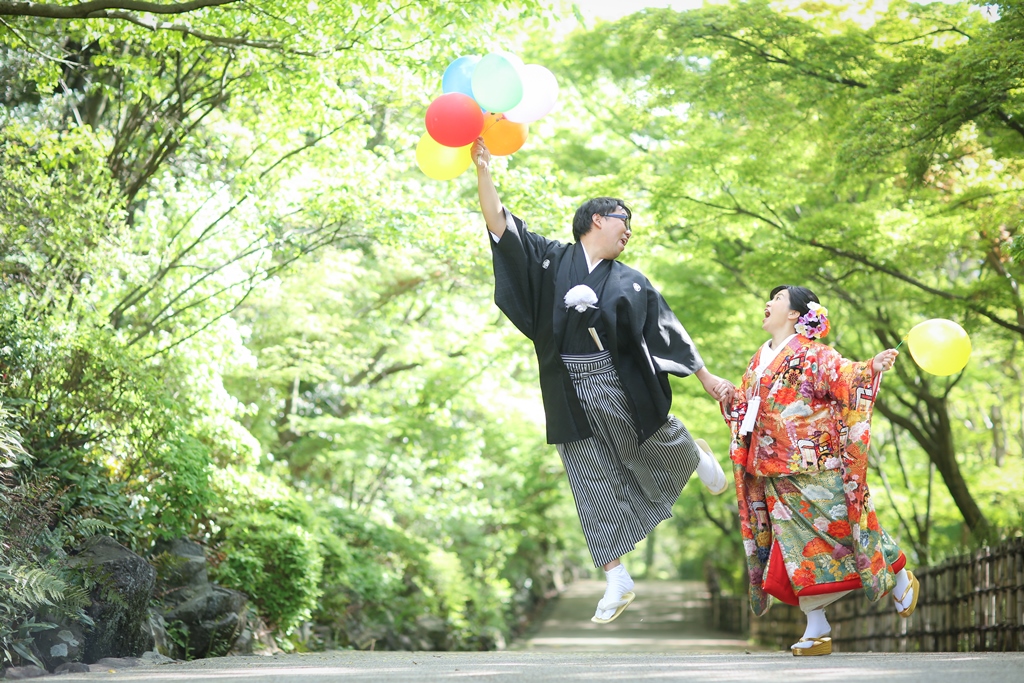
[211,512,323,635]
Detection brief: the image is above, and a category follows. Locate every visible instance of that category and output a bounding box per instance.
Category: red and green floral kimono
[724,334,905,616]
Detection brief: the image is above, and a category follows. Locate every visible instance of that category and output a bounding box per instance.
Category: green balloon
[471,52,524,113]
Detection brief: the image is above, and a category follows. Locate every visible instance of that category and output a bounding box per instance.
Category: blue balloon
[442,55,481,98]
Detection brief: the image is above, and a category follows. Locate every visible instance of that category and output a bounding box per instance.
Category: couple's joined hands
[701,373,736,407]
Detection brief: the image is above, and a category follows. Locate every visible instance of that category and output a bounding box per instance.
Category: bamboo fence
[708,537,1024,652]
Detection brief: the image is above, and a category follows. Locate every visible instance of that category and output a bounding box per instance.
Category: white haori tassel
[564,284,599,312]
[739,395,761,435]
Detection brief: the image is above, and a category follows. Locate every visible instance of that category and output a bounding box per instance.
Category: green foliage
[9,0,1021,652]
[540,0,1024,580]
[212,511,324,635]
[0,466,98,668]
[143,434,216,541]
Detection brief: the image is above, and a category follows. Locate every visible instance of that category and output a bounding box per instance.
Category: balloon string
[894,336,907,350]
[481,113,505,135]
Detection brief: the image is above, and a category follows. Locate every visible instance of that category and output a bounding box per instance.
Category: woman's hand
[872,348,899,374]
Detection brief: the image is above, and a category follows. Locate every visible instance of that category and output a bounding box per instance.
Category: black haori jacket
[490,210,704,445]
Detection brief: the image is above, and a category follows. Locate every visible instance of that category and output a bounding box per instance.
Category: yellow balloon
[415,133,471,180]
[905,318,972,376]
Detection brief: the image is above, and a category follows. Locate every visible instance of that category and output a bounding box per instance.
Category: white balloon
[504,64,559,124]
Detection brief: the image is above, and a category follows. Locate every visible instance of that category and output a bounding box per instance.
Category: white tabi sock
[893,568,913,611]
[595,565,635,620]
[694,439,727,494]
[792,608,831,649]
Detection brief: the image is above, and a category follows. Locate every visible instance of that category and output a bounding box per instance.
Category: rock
[415,615,449,650]
[146,609,173,658]
[32,623,86,672]
[152,538,248,659]
[92,657,142,667]
[65,536,156,662]
[53,662,90,674]
[2,665,47,679]
[151,539,208,588]
[138,651,175,665]
[229,612,280,656]
[164,585,247,658]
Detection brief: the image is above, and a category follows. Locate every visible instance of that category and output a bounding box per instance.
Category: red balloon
[425,92,485,148]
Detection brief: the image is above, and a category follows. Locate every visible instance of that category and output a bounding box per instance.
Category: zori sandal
[791,636,832,656]
[895,570,920,618]
[590,591,636,624]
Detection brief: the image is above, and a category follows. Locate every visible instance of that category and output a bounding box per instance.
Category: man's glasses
[602,213,630,227]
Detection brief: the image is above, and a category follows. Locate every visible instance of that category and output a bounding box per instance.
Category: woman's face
[762,289,797,334]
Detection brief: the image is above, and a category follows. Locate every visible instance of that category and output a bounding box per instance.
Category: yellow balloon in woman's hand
[905,318,972,376]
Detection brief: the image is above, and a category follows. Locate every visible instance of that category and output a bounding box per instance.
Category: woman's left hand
[872,348,899,374]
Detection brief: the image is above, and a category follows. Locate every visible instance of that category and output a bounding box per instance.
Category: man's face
[594,205,631,258]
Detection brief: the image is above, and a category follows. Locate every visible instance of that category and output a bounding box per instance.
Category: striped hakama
[557,351,701,567]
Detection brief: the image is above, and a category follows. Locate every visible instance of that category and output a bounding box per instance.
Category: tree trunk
[876,394,992,540]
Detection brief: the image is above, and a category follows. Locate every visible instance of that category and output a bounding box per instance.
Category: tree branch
[0,0,239,18]
[807,238,1024,336]
[707,27,870,89]
[994,107,1024,144]
[672,190,1024,338]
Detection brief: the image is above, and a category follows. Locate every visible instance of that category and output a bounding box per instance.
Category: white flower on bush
[564,284,599,312]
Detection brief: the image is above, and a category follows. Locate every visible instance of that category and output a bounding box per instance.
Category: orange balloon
[481,113,528,156]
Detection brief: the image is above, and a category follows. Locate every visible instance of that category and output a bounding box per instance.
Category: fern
[0,407,98,668]
[3,564,67,608]
[73,518,116,537]
[0,403,28,473]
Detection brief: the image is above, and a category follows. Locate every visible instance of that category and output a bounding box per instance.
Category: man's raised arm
[472,138,506,239]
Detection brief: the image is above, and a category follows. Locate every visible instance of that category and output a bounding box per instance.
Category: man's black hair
[572,197,631,242]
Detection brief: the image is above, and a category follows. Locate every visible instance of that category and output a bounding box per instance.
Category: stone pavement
[511,578,759,653]
[37,650,1024,682]
[25,580,1024,681]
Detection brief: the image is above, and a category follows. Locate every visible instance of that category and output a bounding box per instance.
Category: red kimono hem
[763,540,907,606]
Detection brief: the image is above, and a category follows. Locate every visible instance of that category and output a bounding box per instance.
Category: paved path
[46,650,1024,682]
[36,580,1024,681]
[512,579,757,653]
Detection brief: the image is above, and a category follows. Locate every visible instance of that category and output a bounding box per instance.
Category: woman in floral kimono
[722,285,919,656]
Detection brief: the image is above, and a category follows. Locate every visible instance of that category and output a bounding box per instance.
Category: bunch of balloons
[416,52,559,180]
[903,318,972,376]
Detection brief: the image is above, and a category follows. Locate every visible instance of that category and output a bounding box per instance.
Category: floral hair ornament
[564,284,598,313]
[795,302,831,340]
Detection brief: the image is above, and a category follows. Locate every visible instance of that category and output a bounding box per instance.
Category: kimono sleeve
[642,282,704,377]
[726,366,771,616]
[812,346,878,487]
[489,210,561,341]
[813,347,875,410]
[812,345,896,602]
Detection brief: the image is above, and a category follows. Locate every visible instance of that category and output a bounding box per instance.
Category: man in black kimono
[472,139,731,624]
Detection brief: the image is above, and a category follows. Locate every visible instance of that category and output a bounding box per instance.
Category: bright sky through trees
[573,0,702,21]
